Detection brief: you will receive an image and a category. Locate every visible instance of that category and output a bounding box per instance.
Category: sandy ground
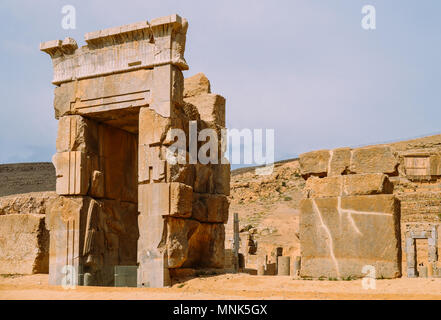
[1,273,441,300]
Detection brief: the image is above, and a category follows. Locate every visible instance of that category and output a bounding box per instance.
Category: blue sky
[0,0,440,166]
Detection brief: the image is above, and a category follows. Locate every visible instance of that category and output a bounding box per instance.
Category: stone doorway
[48,107,141,286]
[405,223,438,277]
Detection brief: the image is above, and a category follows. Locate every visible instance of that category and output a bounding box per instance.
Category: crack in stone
[337,196,362,236]
[311,198,340,278]
[340,209,392,216]
[327,149,334,175]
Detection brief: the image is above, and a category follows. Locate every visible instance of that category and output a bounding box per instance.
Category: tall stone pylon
[41,14,230,288]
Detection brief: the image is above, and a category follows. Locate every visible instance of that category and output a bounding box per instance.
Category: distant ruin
[299,140,441,279]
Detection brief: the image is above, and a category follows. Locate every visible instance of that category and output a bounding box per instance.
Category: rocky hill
[227,159,305,263]
[226,133,441,268]
[0,163,55,197]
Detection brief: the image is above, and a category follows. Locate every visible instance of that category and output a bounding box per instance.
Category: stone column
[233,213,240,272]
[405,235,417,278]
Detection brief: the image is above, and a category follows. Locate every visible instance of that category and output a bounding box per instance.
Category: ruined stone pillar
[41,15,229,288]
[277,256,290,276]
[232,213,240,272]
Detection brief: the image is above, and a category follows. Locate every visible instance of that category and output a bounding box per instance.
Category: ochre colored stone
[305,173,394,198]
[300,194,401,279]
[192,193,229,223]
[138,182,193,218]
[184,94,225,127]
[56,115,98,153]
[183,73,211,98]
[166,217,199,268]
[0,192,58,216]
[184,223,225,268]
[349,146,398,175]
[328,148,351,176]
[52,151,96,195]
[299,150,330,178]
[213,163,230,196]
[0,214,49,274]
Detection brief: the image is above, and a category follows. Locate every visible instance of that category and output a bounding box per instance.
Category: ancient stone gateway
[405,223,438,277]
[40,15,229,287]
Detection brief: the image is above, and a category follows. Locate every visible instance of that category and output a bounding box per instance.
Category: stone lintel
[40,14,188,85]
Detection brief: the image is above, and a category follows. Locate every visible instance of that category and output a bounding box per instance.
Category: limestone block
[192,193,229,223]
[300,194,401,279]
[53,82,75,119]
[0,191,58,216]
[54,70,152,118]
[100,200,139,268]
[305,173,394,198]
[183,223,225,268]
[137,189,170,287]
[139,107,185,148]
[151,64,183,118]
[167,163,195,187]
[299,150,330,178]
[328,148,351,176]
[213,163,230,196]
[52,151,96,195]
[138,182,192,218]
[194,164,214,193]
[183,73,211,98]
[150,15,188,69]
[184,94,225,127]
[181,101,202,121]
[42,16,187,84]
[139,107,171,146]
[139,145,166,183]
[430,154,441,176]
[349,146,398,175]
[90,170,104,198]
[137,214,170,287]
[169,183,193,218]
[56,115,99,153]
[40,38,77,57]
[46,196,90,285]
[0,214,49,274]
[166,217,200,268]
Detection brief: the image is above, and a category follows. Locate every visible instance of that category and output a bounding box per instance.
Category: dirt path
[1,274,441,300]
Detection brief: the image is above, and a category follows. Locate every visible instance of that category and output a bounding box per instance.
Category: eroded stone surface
[350,146,398,175]
[0,192,58,216]
[40,15,229,288]
[299,150,330,178]
[305,174,394,198]
[300,194,401,279]
[183,73,211,98]
[0,214,49,274]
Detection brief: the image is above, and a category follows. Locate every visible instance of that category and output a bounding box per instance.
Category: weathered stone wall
[0,163,55,197]
[300,135,441,278]
[0,192,56,274]
[40,15,229,288]
[299,146,402,279]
